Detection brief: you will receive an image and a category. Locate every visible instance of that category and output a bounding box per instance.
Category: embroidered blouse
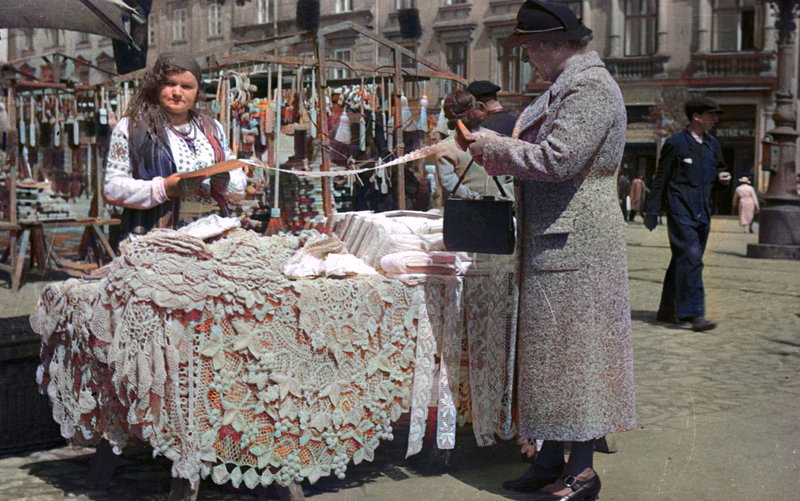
[104,117,247,209]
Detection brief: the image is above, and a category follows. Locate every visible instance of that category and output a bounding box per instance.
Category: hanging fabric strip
[239,138,454,179]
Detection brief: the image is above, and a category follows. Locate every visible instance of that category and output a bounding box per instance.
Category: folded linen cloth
[379,251,458,275]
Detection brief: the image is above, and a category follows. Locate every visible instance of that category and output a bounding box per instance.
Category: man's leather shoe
[691,317,716,332]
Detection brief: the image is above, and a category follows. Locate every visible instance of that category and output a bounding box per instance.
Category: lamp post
[747,0,800,259]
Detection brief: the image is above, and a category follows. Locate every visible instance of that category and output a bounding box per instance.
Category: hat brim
[501,25,592,48]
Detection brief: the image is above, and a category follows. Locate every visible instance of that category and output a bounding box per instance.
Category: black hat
[685,97,723,117]
[466,80,501,98]
[502,0,592,47]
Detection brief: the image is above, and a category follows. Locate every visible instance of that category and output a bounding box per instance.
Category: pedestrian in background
[733,176,759,233]
[617,172,631,220]
[464,1,636,499]
[628,176,646,222]
[465,80,518,137]
[644,97,731,332]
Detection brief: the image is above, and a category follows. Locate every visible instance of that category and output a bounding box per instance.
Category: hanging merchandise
[358,80,366,152]
[29,95,37,149]
[18,97,26,146]
[69,97,80,147]
[98,87,108,125]
[53,95,61,147]
[435,98,449,136]
[334,113,350,144]
[417,95,428,132]
[309,69,317,138]
[400,95,415,132]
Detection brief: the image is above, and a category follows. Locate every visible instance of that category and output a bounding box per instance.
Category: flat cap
[466,80,501,98]
[685,97,723,116]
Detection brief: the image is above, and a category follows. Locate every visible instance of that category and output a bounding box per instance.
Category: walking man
[644,97,730,332]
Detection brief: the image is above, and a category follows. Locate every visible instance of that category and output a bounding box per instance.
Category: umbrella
[0,0,143,46]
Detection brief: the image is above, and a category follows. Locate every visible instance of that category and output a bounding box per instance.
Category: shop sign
[715,128,755,138]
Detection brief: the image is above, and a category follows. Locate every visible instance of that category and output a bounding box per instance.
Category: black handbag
[443,160,516,254]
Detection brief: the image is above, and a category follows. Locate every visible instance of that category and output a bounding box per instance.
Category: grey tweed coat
[475,51,636,442]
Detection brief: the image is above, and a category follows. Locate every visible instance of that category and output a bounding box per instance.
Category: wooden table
[0,218,120,291]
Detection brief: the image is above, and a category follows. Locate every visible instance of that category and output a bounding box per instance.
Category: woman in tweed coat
[465,1,635,499]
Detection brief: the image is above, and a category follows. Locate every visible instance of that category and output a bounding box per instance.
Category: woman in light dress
[732,176,759,233]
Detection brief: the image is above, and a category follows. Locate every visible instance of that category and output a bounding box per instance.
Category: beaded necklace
[170,122,198,154]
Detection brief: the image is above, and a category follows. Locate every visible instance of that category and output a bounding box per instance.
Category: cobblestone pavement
[1,217,798,501]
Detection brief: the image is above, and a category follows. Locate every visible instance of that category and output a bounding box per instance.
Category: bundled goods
[15,182,74,222]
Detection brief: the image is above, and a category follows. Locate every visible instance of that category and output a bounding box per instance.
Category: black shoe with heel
[530,468,601,501]
[502,462,566,493]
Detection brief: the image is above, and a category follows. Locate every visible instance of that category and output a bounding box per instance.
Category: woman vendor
[104,52,248,238]
[433,89,513,207]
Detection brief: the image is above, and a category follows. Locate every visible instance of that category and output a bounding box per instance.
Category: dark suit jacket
[645,128,726,225]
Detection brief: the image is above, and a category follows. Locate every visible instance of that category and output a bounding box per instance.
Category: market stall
[1,71,120,290]
[31,210,517,498]
[26,20,518,501]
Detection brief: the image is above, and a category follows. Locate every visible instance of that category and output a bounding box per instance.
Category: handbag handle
[448,158,511,200]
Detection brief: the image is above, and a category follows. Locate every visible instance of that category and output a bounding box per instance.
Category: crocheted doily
[32,228,434,489]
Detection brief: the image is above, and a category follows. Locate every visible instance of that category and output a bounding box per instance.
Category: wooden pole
[393,49,405,210]
[273,64,283,210]
[315,35,333,216]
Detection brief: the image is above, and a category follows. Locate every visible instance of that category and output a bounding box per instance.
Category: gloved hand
[643,213,658,231]
[164,174,203,199]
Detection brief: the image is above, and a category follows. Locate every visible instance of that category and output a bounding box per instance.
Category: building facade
[4,1,799,212]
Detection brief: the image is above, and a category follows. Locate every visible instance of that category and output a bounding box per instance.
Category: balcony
[604,56,669,80]
[686,52,775,78]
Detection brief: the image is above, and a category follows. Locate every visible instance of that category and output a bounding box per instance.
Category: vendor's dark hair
[123,58,209,143]
[443,90,486,131]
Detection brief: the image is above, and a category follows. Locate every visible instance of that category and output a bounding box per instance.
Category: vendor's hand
[644,213,658,231]
[210,172,230,197]
[164,173,203,199]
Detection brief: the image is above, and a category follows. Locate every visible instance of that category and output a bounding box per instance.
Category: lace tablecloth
[31,229,516,489]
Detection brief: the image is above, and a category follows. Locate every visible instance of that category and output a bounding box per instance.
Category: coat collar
[548,50,606,98]
[513,51,605,139]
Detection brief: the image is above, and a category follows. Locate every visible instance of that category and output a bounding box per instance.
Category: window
[257,0,274,24]
[208,1,222,38]
[78,31,90,44]
[396,0,415,8]
[624,0,657,56]
[712,0,762,52]
[444,0,466,5]
[446,42,467,78]
[442,41,468,94]
[148,22,156,46]
[335,0,353,13]
[173,7,187,42]
[498,42,532,93]
[332,49,351,80]
[47,29,63,47]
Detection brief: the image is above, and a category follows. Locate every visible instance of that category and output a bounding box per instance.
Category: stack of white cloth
[328,211,471,284]
[283,231,378,279]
